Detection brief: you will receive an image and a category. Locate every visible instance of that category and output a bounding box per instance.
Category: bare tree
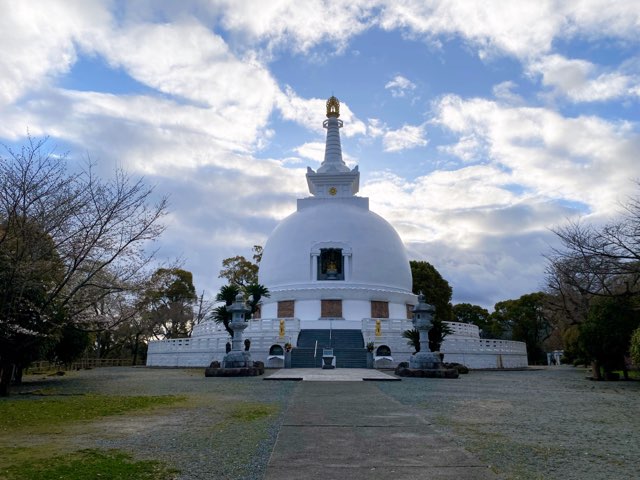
[0,137,167,395]
[545,184,640,378]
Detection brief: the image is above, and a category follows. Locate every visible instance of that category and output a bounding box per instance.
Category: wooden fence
[26,358,144,372]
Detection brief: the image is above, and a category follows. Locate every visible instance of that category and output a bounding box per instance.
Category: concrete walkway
[265,368,400,382]
[265,381,498,480]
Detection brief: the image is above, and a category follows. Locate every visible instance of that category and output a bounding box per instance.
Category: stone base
[443,362,470,374]
[395,361,459,378]
[409,351,443,370]
[395,367,459,379]
[204,366,264,377]
[223,351,252,368]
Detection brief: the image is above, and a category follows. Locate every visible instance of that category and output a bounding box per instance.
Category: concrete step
[297,329,365,350]
[290,347,368,369]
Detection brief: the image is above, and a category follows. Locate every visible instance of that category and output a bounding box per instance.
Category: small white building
[147,96,528,369]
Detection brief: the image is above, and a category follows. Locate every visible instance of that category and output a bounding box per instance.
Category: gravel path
[378,366,640,480]
[14,366,640,480]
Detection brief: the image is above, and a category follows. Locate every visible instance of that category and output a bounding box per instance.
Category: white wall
[148,319,528,369]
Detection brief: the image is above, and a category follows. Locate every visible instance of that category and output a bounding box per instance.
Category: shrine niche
[318,248,344,280]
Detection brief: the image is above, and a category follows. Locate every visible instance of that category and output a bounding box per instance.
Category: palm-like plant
[244,283,270,318]
[216,284,240,305]
[212,304,233,337]
[212,284,240,337]
[211,283,270,337]
[428,318,453,352]
[403,320,454,353]
[402,328,420,353]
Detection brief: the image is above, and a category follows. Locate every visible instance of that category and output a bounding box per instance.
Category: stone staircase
[290,329,368,368]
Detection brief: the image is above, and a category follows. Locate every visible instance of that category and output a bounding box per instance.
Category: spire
[318,96,350,173]
[306,96,360,198]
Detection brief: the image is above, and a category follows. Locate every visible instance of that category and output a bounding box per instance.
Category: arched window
[376,345,392,356]
[269,344,284,356]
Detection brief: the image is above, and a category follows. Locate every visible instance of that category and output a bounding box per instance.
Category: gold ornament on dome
[326,96,340,118]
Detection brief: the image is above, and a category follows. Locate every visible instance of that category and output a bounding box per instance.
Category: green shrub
[630,326,640,367]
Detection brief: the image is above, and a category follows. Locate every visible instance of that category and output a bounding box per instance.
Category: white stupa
[259,96,415,329]
[146,96,528,369]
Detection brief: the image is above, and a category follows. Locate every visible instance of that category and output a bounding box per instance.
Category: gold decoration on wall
[375,319,382,337]
[279,319,285,338]
[326,96,340,118]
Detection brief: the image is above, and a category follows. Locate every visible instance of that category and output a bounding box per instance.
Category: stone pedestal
[409,351,443,370]
[284,350,292,368]
[395,362,459,379]
[205,293,263,377]
[223,351,252,369]
[401,293,458,379]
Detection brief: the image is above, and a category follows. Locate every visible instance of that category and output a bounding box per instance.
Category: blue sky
[1,1,639,309]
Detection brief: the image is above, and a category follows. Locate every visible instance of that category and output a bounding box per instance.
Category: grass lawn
[0,368,292,480]
[0,393,183,432]
[0,392,184,479]
[2,449,178,480]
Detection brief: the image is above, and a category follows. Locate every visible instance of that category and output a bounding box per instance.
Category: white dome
[259,199,412,293]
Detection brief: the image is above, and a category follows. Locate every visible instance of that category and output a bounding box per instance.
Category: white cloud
[378,1,562,60]
[367,118,386,138]
[293,142,325,163]
[377,1,640,62]
[276,86,367,137]
[492,81,524,105]
[95,20,280,148]
[361,168,572,307]
[0,87,272,169]
[437,135,481,162]
[0,0,111,107]
[293,141,357,169]
[212,0,374,53]
[385,75,416,97]
[528,54,640,102]
[432,94,640,215]
[0,2,282,157]
[383,124,428,152]
[365,118,429,152]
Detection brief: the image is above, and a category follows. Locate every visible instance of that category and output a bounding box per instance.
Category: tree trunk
[591,361,602,380]
[13,365,23,385]
[132,333,140,366]
[0,361,15,397]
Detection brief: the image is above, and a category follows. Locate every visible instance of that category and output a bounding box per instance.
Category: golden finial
[326,96,340,118]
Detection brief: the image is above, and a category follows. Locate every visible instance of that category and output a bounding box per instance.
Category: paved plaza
[264,367,400,381]
[265,380,496,479]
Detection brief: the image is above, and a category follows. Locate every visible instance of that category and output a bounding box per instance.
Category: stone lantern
[222,293,252,368]
[409,293,443,370]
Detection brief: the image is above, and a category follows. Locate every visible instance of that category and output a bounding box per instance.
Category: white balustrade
[361,319,479,338]
[149,317,527,368]
[442,337,527,354]
[192,318,301,337]
[149,318,301,355]
[445,321,480,338]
